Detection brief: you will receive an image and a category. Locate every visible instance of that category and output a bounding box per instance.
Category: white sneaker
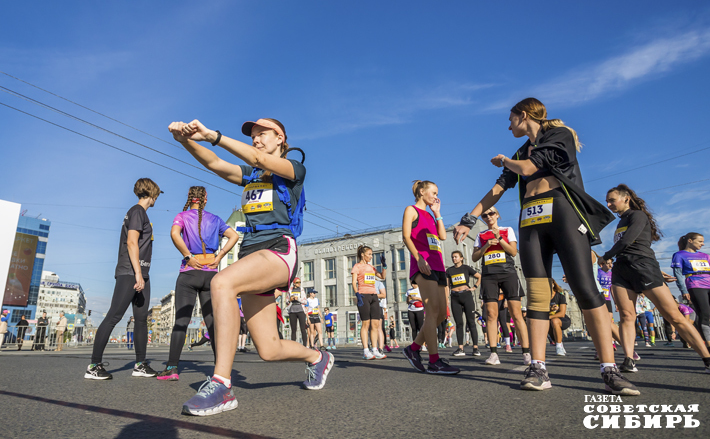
[422,346,428,352]
[556,345,566,356]
[485,352,500,365]
[373,349,387,359]
[363,349,375,360]
[523,353,531,365]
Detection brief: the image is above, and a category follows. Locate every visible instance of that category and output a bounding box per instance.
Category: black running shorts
[612,257,665,292]
[357,293,381,321]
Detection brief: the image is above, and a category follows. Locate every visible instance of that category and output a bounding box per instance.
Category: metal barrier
[0,322,77,351]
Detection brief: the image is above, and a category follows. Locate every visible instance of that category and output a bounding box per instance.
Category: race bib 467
[242,182,274,213]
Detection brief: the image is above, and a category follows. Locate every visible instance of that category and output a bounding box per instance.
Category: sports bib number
[601,287,610,300]
[484,251,506,265]
[690,259,710,273]
[364,274,376,285]
[241,183,274,213]
[451,273,466,286]
[521,198,553,227]
[614,226,627,243]
[427,233,442,253]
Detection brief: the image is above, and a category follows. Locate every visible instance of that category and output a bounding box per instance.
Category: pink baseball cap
[241,119,285,140]
[2,309,8,314]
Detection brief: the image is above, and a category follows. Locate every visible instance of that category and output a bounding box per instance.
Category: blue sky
[1,1,710,323]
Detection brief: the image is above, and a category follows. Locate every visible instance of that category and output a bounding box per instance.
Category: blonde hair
[411,180,436,201]
[133,178,161,199]
[483,206,501,220]
[511,98,582,152]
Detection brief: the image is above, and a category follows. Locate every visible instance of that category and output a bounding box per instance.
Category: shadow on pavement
[0,389,274,439]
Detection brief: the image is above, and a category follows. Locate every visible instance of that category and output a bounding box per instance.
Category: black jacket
[496,127,614,246]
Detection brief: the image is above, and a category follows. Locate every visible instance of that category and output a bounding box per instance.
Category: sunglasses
[481,212,497,218]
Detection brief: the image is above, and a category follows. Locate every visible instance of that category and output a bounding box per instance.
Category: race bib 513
[521,198,553,227]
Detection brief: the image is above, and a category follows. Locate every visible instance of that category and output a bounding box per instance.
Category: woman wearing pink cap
[168,118,333,416]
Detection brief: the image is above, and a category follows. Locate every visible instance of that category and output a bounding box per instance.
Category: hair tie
[191,198,201,203]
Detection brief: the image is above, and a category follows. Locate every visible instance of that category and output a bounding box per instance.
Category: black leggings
[688,288,710,341]
[450,290,479,346]
[92,275,150,364]
[518,188,606,319]
[168,270,217,367]
[289,310,308,346]
[191,335,209,347]
[438,321,447,343]
[408,310,424,340]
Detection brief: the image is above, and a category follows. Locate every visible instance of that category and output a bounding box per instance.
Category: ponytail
[183,186,208,254]
[607,184,662,242]
[511,97,582,152]
[411,180,436,201]
[678,232,703,251]
[357,245,372,263]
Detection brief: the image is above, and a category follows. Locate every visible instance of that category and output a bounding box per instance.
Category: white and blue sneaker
[182,377,238,416]
[303,351,334,390]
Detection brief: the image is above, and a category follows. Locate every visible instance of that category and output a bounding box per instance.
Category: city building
[37,271,86,322]
[159,290,175,343]
[294,222,527,345]
[219,208,245,271]
[3,215,51,323]
[147,305,162,343]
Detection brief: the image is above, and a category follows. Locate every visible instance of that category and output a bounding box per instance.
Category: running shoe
[505,344,513,353]
[650,342,656,347]
[84,362,112,380]
[602,366,640,396]
[645,342,651,347]
[664,341,674,346]
[182,377,238,416]
[384,345,392,353]
[556,345,566,356]
[326,346,331,350]
[303,351,334,390]
[373,349,387,359]
[485,352,500,365]
[421,345,428,352]
[426,358,461,375]
[520,363,551,391]
[619,357,638,373]
[363,349,375,360]
[187,346,193,352]
[471,348,481,357]
[522,353,531,365]
[157,367,179,381]
[452,348,465,357]
[133,362,158,377]
[403,346,426,373]
[332,346,337,350]
[633,352,641,361]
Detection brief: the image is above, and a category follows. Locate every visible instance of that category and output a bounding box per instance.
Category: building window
[325,285,337,307]
[347,255,357,270]
[347,283,356,306]
[303,261,314,282]
[399,278,408,302]
[398,248,407,271]
[372,251,384,272]
[324,258,335,279]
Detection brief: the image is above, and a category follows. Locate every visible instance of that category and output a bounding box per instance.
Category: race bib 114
[427,233,442,253]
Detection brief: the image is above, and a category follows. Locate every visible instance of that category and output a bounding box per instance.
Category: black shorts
[309,315,321,324]
[481,272,525,303]
[239,319,248,335]
[605,301,613,313]
[357,293,381,321]
[389,328,395,339]
[410,270,447,286]
[326,326,334,334]
[611,257,664,292]
[238,235,298,294]
[551,316,571,331]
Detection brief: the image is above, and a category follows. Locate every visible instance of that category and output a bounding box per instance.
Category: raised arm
[454,184,506,244]
[169,123,243,184]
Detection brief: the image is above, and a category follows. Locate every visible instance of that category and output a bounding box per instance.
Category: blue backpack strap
[238,171,306,238]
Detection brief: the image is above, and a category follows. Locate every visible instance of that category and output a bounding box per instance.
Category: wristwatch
[183,255,193,263]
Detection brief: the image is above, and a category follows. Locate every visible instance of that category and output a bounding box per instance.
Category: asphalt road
[0,341,708,439]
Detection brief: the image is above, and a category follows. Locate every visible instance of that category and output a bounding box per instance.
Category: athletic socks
[490,347,498,354]
[363,348,371,355]
[213,374,231,388]
[411,342,422,351]
[557,342,564,349]
[650,336,655,344]
[522,347,530,354]
[311,352,323,365]
[429,353,440,364]
[600,363,616,373]
[531,360,546,370]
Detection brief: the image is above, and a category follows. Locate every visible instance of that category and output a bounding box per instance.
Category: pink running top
[409,205,445,277]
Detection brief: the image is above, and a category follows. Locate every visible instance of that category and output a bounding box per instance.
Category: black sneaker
[520,363,551,391]
[85,362,112,380]
[426,358,461,375]
[619,357,638,373]
[403,346,426,373]
[132,362,158,377]
[602,366,640,396]
[452,348,465,357]
[472,347,481,356]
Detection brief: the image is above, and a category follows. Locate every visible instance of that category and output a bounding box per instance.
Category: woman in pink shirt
[401,180,458,375]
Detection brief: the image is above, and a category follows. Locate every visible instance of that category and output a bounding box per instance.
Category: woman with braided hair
[157,186,239,381]
[601,184,710,374]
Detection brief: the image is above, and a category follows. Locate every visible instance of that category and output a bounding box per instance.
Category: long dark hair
[357,245,372,263]
[608,184,662,242]
[183,186,208,254]
[678,232,703,251]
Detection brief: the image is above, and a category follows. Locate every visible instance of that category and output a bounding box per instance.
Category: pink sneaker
[384,345,392,353]
[505,344,513,353]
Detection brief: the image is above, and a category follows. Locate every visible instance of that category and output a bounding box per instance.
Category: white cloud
[486,28,710,111]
